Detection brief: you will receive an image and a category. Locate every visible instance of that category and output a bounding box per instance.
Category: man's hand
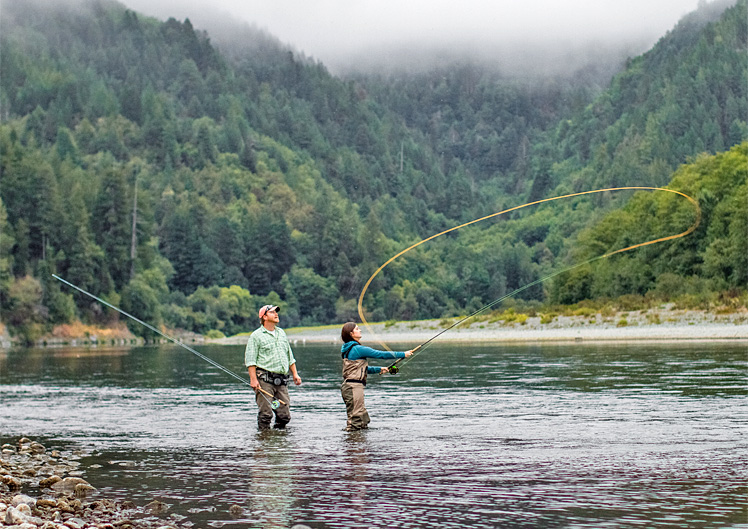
[290,363,301,386]
[248,366,260,390]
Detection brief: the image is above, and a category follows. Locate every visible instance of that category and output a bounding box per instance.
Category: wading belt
[257,368,288,386]
[344,378,366,386]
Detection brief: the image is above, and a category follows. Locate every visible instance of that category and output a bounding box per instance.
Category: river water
[1,341,746,528]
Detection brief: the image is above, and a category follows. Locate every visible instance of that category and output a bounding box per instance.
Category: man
[244,304,302,429]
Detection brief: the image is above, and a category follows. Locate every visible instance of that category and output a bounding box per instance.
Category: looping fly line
[357,187,701,359]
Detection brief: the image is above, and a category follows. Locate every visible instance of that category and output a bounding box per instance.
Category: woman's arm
[352,344,405,360]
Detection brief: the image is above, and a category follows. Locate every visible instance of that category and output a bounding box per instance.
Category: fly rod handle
[388,344,423,374]
[255,386,286,406]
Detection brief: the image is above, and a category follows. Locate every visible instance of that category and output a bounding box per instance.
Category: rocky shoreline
[1,438,190,529]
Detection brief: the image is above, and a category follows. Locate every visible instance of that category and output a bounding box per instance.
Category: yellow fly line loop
[357,187,701,352]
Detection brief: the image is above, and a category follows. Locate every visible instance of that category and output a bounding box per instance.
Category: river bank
[213,307,748,346]
[2,307,746,349]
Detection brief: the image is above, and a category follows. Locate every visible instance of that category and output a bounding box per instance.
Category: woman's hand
[380,367,389,374]
[404,350,414,357]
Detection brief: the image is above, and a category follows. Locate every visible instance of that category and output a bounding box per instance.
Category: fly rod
[52,274,283,409]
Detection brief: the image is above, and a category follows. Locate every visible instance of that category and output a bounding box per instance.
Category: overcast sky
[118,0,704,72]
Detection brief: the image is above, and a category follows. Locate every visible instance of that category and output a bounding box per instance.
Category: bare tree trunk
[130,177,138,280]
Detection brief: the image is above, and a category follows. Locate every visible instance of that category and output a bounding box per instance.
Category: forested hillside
[0,0,745,342]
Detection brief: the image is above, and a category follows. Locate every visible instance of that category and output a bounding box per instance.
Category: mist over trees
[0,0,745,342]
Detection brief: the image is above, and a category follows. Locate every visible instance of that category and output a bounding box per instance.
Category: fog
[117,0,706,75]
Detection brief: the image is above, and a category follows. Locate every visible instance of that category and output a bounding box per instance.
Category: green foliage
[120,275,162,338]
[282,266,337,326]
[554,143,748,303]
[5,275,45,342]
[0,0,744,339]
[0,198,15,311]
[543,0,747,194]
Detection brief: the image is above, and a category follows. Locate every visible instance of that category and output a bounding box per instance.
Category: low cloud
[120,0,704,74]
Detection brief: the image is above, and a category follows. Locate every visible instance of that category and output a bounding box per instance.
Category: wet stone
[74,483,95,498]
[64,516,86,528]
[29,443,46,455]
[51,477,92,493]
[39,476,62,488]
[12,494,37,507]
[145,500,169,514]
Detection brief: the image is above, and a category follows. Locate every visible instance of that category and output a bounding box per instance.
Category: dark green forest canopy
[0,0,745,340]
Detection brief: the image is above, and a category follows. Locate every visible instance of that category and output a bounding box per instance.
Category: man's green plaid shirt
[244,326,296,374]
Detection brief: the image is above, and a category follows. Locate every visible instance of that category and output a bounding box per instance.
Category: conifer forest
[0,0,746,341]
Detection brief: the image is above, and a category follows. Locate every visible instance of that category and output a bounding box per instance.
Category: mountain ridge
[0,0,744,341]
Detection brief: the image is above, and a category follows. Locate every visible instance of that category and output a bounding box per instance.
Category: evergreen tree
[92,164,132,290]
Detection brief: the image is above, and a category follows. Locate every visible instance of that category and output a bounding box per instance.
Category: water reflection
[1,341,746,528]
[247,430,297,528]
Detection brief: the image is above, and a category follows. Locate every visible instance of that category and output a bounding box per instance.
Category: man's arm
[289,362,302,386]
[245,334,260,390]
[247,365,260,390]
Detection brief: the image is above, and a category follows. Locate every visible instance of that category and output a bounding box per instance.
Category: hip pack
[258,369,288,386]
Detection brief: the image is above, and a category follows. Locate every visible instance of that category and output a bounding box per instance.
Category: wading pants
[256,378,291,429]
[341,381,370,431]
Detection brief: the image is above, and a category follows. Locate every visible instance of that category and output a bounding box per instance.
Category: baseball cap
[259,305,280,319]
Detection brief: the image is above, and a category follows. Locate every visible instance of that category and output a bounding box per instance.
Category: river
[1,341,746,528]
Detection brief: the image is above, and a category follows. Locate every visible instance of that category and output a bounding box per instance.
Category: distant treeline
[0,0,745,342]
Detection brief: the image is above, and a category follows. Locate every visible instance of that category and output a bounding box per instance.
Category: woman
[340,322,414,431]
